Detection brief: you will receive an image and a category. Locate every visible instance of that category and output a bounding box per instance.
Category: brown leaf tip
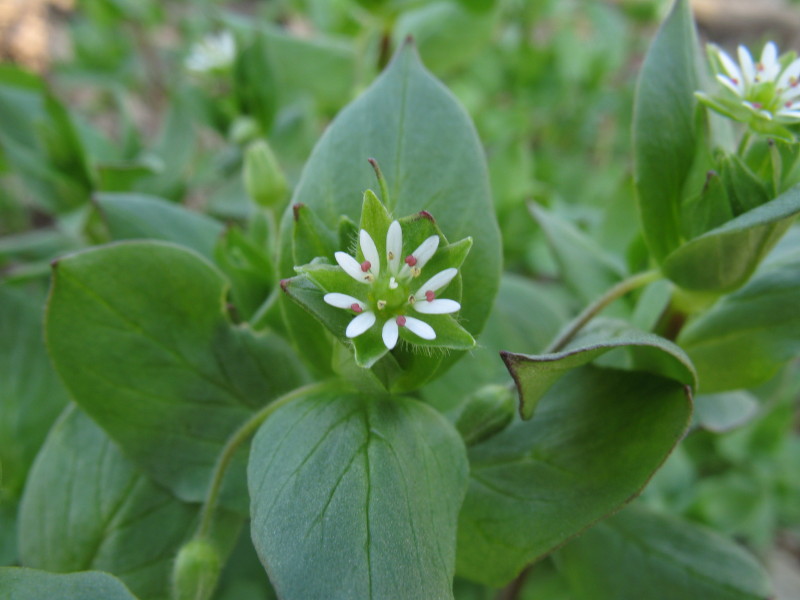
[292,203,305,222]
[280,279,290,293]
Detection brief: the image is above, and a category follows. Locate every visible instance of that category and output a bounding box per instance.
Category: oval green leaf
[0,568,138,600]
[248,389,468,599]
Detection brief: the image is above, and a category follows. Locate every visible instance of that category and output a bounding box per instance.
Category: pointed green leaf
[18,407,233,599]
[456,366,692,586]
[248,389,468,599]
[557,505,773,600]
[292,203,338,266]
[46,242,307,510]
[502,320,696,420]
[0,568,138,600]
[678,256,800,391]
[283,40,501,344]
[633,0,703,262]
[662,184,800,292]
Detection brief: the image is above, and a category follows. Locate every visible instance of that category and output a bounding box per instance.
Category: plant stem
[545,269,662,353]
[194,381,331,539]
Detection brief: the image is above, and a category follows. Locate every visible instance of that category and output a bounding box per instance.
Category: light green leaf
[557,505,773,600]
[502,320,696,420]
[633,0,703,262]
[678,256,800,391]
[694,391,759,432]
[248,389,469,599]
[96,193,224,259]
[0,567,138,600]
[46,242,306,510]
[662,184,800,292]
[19,407,203,599]
[456,366,692,586]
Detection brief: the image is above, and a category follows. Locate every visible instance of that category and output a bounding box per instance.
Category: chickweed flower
[289,189,475,369]
[697,41,800,136]
[185,31,236,74]
[325,220,460,350]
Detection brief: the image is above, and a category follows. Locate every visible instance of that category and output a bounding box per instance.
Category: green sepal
[292,203,338,266]
[359,189,393,255]
[721,153,770,216]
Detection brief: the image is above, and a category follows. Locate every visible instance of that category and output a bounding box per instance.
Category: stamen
[752,102,763,109]
[757,62,764,71]
[360,261,371,272]
[405,255,417,267]
[351,303,363,313]
[425,290,435,302]
[411,267,421,277]
[377,300,387,310]
[408,294,416,304]
[732,77,739,85]
[389,277,398,290]
[388,251,395,260]
[396,315,407,327]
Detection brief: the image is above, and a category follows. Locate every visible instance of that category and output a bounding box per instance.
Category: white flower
[185,32,236,74]
[710,41,800,123]
[324,221,461,350]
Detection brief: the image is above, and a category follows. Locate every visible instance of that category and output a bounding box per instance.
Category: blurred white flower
[185,31,236,74]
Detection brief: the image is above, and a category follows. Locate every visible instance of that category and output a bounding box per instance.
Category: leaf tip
[280,278,290,293]
[292,203,305,222]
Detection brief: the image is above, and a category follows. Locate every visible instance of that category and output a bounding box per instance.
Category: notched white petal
[404,316,436,340]
[359,229,380,277]
[382,319,399,350]
[412,235,440,270]
[335,251,369,283]
[386,220,402,274]
[416,268,458,295]
[738,45,756,84]
[324,293,364,309]
[346,311,376,338]
[715,46,742,83]
[413,298,461,314]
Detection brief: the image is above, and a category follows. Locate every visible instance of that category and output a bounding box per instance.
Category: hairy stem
[545,269,663,353]
[195,381,332,539]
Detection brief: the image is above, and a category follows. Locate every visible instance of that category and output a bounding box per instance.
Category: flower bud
[244,139,287,209]
[171,538,221,600]
[456,384,516,446]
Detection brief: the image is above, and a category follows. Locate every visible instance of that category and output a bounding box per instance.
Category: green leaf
[0,568,138,600]
[693,391,759,433]
[248,389,469,599]
[529,203,626,307]
[0,284,68,501]
[96,193,224,259]
[284,40,501,342]
[46,242,307,510]
[662,184,800,292]
[633,0,702,262]
[502,320,696,420]
[556,505,773,600]
[678,256,800,391]
[215,226,276,322]
[18,407,210,599]
[392,1,498,76]
[456,366,692,586]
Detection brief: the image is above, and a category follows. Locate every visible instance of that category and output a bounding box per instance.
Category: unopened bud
[244,139,287,208]
[171,538,221,600]
[456,384,516,446]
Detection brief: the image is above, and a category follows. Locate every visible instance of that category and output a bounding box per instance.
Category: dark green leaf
[557,505,773,600]
[46,242,306,510]
[456,366,692,586]
[633,0,702,262]
[19,407,205,599]
[662,184,800,292]
[503,320,696,420]
[678,256,800,391]
[248,389,468,599]
[96,193,224,259]
[0,568,138,600]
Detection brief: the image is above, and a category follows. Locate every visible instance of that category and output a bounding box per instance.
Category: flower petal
[346,311,376,338]
[714,45,743,84]
[359,230,380,277]
[760,41,780,80]
[386,221,402,274]
[777,57,800,90]
[335,251,371,283]
[412,235,440,270]
[404,316,436,340]
[324,293,365,310]
[416,267,458,296]
[382,319,399,349]
[413,298,461,314]
[716,74,743,96]
[738,45,756,85]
